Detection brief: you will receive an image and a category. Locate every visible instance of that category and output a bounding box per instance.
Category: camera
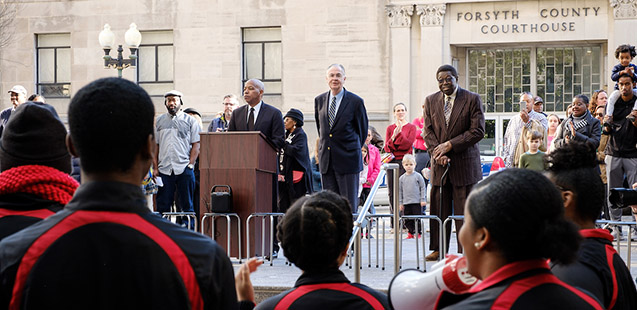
[608,188,637,209]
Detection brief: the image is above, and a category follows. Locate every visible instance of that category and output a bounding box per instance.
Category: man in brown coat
[423,64,485,260]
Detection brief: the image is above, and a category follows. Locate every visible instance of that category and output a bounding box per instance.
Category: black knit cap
[0,102,71,173]
[284,108,304,127]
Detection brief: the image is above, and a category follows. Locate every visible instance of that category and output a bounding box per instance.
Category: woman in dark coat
[553,94,601,151]
[278,108,313,213]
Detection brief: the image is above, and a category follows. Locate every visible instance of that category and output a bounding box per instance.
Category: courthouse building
[0,0,635,157]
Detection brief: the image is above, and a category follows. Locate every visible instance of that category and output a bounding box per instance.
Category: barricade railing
[246,212,285,266]
[201,212,242,263]
[162,211,198,232]
[363,214,393,270]
[348,164,392,282]
[399,215,443,270]
[442,215,465,256]
[595,219,636,269]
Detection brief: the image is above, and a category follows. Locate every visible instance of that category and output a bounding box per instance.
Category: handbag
[381,153,395,164]
[292,171,304,183]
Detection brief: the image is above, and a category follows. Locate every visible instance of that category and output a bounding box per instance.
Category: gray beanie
[0,102,71,173]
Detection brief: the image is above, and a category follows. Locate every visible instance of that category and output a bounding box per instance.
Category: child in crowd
[605,44,637,125]
[399,154,426,239]
[358,144,371,238]
[358,144,369,199]
[518,130,546,171]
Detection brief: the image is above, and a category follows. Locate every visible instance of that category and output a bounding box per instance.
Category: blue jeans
[157,168,195,215]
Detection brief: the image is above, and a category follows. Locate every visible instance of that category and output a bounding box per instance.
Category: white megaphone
[388,255,479,310]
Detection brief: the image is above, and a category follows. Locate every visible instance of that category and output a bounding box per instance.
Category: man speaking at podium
[229,78,285,256]
[228,78,284,149]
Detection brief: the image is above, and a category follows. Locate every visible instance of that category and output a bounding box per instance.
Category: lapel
[320,92,330,124]
[447,88,465,131]
[331,88,350,131]
[434,92,448,141]
[237,105,248,130]
[254,101,266,130]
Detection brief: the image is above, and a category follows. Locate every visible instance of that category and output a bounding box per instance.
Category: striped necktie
[444,96,452,126]
[329,96,337,128]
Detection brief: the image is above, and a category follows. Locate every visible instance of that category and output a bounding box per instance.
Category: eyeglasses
[437,77,455,84]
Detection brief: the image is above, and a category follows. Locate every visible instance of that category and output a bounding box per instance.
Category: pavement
[232,196,637,303]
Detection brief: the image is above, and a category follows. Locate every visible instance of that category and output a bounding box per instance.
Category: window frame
[35,33,71,99]
[241,27,282,96]
[136,31,174,97]
[466,44,605,114]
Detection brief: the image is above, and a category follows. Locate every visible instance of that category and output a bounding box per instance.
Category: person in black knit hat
[0,102,78,241]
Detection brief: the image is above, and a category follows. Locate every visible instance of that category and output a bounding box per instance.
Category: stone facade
[0,0,635,156]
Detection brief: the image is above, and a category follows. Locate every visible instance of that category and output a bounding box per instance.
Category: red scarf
[0,165,79,205]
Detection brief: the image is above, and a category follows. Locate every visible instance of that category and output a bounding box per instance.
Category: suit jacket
[423,87,485,187]
[228,102,285,150]
[314,89,368,175]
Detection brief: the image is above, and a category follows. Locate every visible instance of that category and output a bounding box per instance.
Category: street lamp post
[98,23,142,78]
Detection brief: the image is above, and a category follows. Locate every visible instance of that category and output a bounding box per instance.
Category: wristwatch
[187,164,194,170]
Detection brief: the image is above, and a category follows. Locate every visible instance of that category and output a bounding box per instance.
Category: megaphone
[388,255,478,310]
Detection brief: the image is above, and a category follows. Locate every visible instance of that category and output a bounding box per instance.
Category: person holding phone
[502,92,548,168]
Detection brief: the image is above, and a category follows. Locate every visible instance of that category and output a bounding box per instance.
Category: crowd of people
[0,57,635,309]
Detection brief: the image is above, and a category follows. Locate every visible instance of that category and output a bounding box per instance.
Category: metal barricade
[442,215,465,256]
[246,212,285,266]
[596,219,636,269]
[201,213,242,263]
[399,215,443,270]
[349,164,392,282]
[364,214,393,270]
[162,212,198,232]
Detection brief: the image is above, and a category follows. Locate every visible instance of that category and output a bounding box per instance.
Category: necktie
[444,96,452,126]
[329,96,337,128]
[247,107,255,131]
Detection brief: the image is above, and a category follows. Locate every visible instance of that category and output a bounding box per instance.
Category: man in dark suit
[228,79,284,149]
[228,78,285,258]
[423,64,485,261]
[315,64,368,212]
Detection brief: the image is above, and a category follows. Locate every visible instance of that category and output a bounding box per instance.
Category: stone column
[386,5,413,117]
[417,4,446,99]
[610,0,637,86]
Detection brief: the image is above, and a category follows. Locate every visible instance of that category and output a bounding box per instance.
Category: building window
[468,45,602,113]
[137,31,173,96]
[36,33,71,98]
[469,49,531,113]
[242,27,282,95]
[536,47,602,112]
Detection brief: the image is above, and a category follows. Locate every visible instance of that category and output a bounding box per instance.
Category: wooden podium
[199,132,277,258]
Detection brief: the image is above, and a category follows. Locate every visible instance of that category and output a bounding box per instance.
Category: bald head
[244,79,265,106]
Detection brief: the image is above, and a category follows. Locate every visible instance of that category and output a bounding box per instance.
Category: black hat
[284,108,304,127]
[183,107,201,118]
[0,102,71,173]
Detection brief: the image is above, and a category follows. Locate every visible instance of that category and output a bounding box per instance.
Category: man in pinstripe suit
[423,64,485,261]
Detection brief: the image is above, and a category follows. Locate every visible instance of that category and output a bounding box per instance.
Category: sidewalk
[232,204,637,302]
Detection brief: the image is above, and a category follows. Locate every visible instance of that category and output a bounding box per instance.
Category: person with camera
[604,73,637,240]
[547,141,637,310]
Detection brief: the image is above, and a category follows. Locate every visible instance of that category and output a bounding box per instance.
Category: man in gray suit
[423,64,485,261]
[315,64,368,211]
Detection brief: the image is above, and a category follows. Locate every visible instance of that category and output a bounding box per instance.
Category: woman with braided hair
[435,168,602,309]
[256,191,389,310]
[547,141,637,310]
